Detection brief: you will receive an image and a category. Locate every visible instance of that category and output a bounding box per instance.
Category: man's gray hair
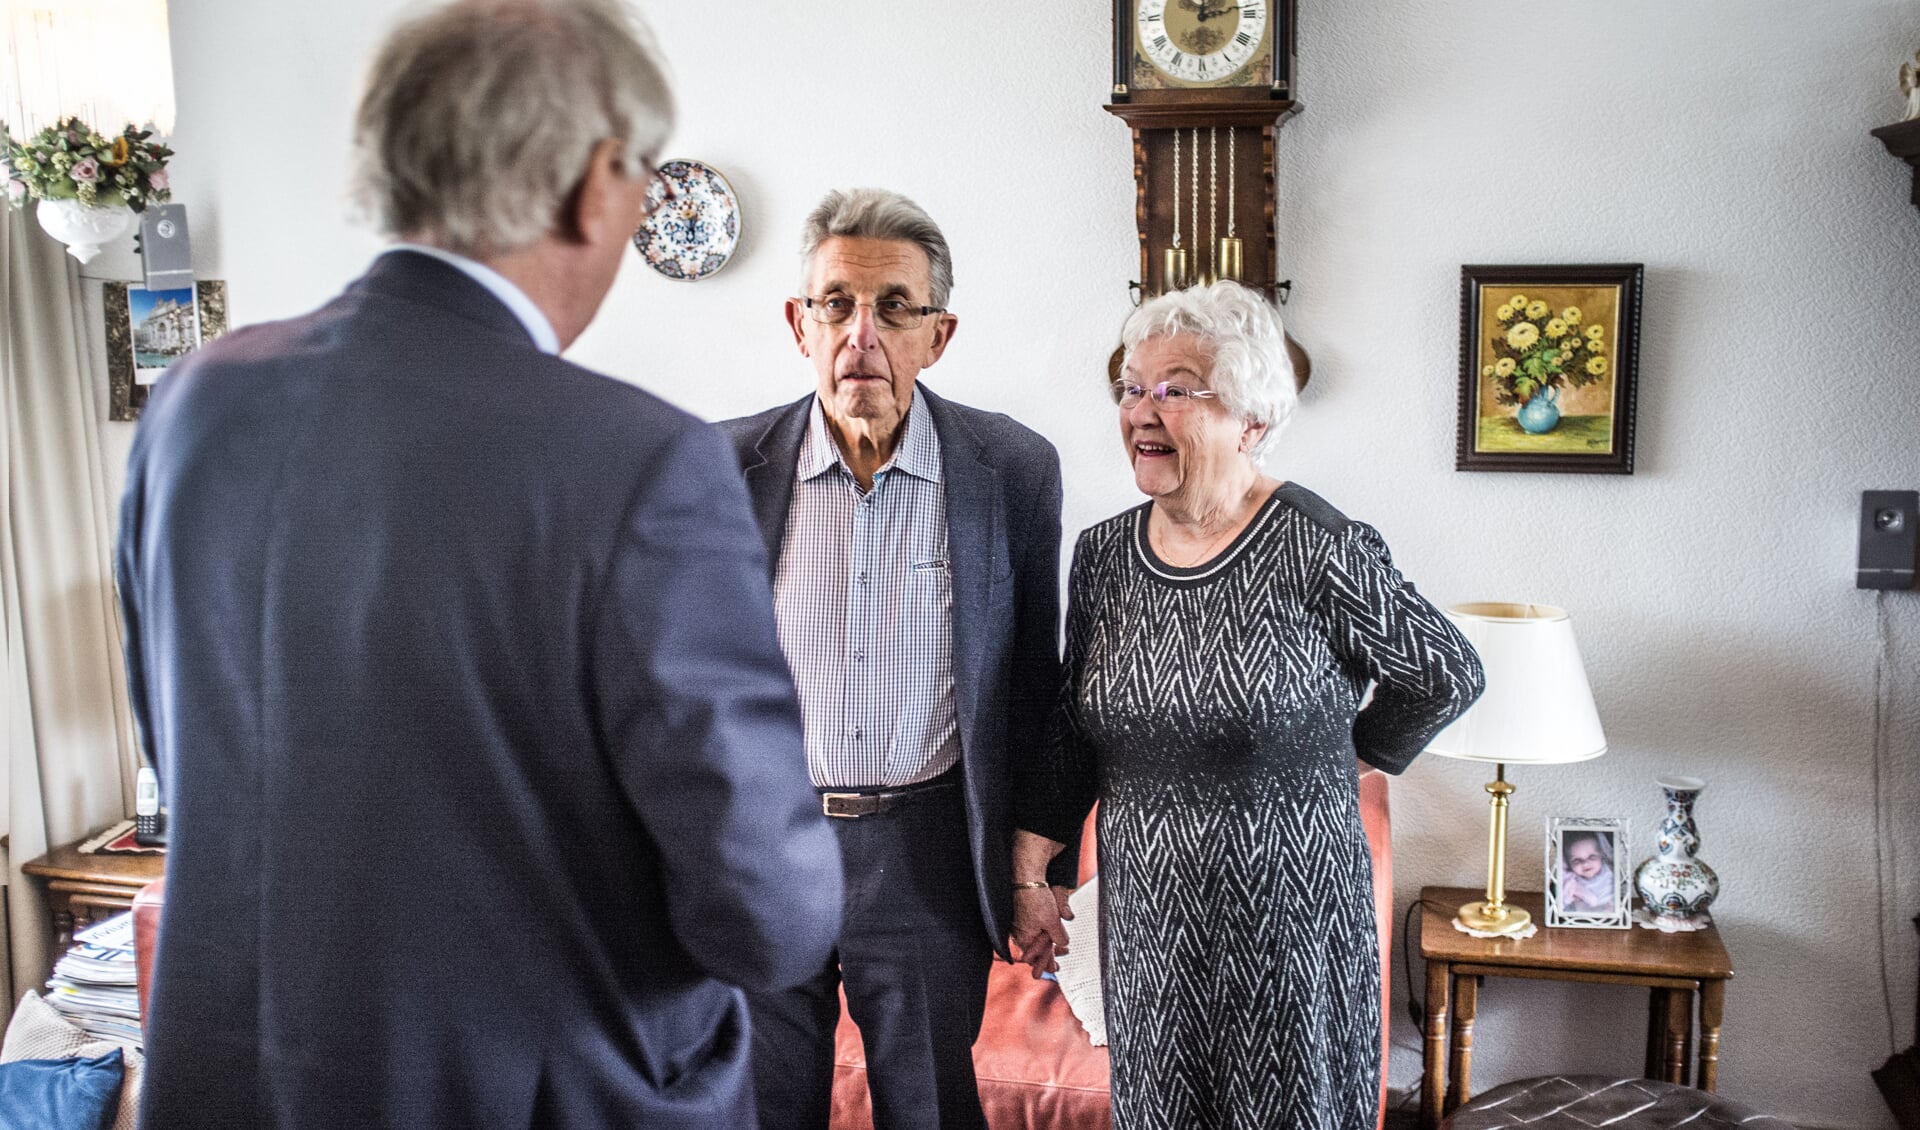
[1119,280,1298,462]
[798,188,954,309]
[351,0,674,258]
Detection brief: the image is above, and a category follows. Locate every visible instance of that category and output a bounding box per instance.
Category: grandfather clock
[1107,0,1299,295]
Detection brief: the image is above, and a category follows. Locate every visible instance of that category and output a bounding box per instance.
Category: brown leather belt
[819,772,959,819]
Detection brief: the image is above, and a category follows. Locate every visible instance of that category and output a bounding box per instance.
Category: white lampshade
[1424,602,1606,766]
[3,0,177,137]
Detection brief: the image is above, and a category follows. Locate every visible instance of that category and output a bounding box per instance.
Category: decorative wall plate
[633,158,741,281]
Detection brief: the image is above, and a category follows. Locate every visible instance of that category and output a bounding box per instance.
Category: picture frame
[105,279,228,422]
[1544,817,1630,929]
[1456,264,1642,474]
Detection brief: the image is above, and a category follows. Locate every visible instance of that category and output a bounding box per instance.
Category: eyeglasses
[1111,380,1221,411]
[801,295,946,331]
[638,160,676,217]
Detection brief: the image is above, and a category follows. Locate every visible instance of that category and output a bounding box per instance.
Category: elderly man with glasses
[720,187,1069,1130]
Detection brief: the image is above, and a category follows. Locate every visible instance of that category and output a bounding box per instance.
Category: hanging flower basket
[4,117,173,261]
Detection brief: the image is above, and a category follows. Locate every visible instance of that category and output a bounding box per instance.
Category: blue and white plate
[633,158,740,282]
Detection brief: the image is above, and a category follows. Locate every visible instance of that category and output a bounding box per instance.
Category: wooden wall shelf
[1872,119,1920,211]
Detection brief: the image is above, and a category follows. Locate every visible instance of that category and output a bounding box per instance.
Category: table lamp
[1424,602,1606,936]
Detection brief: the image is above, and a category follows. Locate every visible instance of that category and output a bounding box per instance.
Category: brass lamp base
[1456,899,1533,935]
[1456,761,1534,939]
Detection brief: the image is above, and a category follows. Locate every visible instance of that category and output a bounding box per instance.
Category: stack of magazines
[44,912,142,1048]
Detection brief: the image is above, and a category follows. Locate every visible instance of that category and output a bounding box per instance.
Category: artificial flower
[3,118,173,212]
[1506,322,1540,350]
[1496,303,1515,320]
[1561,306,1582,325]
[1585,324,1604,340]
[1586,356,1609,376]
[1545,318,1567,338]
[1525,300,1549,320]
[1494,358,1516,377]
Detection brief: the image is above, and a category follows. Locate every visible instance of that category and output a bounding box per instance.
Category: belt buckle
[821,792,864,819]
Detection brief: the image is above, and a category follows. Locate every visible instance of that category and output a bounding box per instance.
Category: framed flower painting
[1456,264,1642,474]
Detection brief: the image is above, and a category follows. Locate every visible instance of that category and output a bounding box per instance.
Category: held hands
[1010,828,1074,979]
[1011,885,1075,979]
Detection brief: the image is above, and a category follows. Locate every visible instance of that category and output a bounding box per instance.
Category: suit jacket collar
[349,249,538,350]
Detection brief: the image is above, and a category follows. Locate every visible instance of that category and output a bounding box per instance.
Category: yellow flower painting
[1458,265,1642,474]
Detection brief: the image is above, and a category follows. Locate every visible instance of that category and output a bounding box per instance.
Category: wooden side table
[1417,886,1734,1130]
[22,838,166,955]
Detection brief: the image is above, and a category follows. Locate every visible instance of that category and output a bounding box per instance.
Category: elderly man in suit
[719,188,1069,1130]
[115,2,841,1127]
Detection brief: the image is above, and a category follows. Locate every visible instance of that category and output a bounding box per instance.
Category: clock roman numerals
[1133,0,1273,88]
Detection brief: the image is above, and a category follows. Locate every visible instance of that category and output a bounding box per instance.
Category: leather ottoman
[1440,1075,1795,1130]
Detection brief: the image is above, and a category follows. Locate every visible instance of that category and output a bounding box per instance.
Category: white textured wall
[110,1,1920,1125]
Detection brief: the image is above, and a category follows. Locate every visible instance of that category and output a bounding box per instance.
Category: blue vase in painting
[1516,385,1561,434]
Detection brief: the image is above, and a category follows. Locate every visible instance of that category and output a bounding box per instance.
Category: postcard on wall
[105,280,229,422]
[129,285,201,385]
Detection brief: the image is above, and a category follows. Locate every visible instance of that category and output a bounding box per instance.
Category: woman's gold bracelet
[1012,881,1050,891]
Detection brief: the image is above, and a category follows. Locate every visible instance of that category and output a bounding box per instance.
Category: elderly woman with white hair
[1011,281,1484,1130]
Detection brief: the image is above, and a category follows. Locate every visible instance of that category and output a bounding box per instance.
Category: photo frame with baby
[1544,817,1630,928]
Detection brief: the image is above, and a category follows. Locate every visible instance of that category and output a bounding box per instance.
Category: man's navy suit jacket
[117,252,843,1129]
[717,386,1067,958]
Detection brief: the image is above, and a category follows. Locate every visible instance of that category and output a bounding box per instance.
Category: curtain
[0,206,140,1002]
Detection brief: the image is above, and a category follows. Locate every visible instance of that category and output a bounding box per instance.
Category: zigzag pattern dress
[1039,484,1483,1130]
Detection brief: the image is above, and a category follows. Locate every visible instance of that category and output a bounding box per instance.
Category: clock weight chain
[1163,129,1188,291]
[1218,127,1243,282]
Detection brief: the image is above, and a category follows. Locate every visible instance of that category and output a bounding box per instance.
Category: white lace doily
[1633,908,1712,932]
[1452,916,1539,940]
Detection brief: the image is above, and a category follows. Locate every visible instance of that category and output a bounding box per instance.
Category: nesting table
[1417,886,1734,1130]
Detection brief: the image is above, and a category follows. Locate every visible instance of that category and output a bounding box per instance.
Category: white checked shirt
[773,397,958,789]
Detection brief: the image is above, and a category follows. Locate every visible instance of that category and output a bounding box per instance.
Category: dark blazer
[717,387,1065,960]
[117,251,843,1130]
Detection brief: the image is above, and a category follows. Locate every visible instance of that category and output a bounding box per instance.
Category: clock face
[1135,0,1269,87]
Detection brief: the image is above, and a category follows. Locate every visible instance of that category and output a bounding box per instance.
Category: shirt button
[852,726,864,740]
[853,650,865,663]
[858,571,869,584]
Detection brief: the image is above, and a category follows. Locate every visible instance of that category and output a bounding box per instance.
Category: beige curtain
[0,207,140,1002]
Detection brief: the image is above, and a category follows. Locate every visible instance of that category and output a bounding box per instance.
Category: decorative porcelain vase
[35,198,134,264]
[1633,775,1719,929]
[1515,385,1562,434]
